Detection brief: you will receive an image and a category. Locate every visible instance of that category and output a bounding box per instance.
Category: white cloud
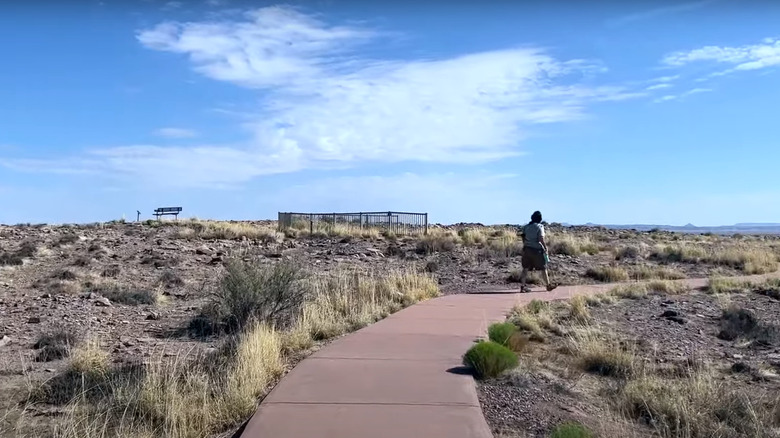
[608,0,717,26]
[162,1,183,11]
[663,37,780,73]
[646,83,672,91]
[153,127,199,138]
[653,87,712,103]
[4,6,644,188]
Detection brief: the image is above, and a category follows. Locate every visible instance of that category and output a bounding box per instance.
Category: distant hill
[563,222,780,235]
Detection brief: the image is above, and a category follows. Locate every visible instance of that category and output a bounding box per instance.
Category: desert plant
[212,259,308,333]
[568,295,591,323]
[550,422,594,438]
[95,283,160,306]
[585,266,629,282]
[571,328,637,378]
[34,329,81,362]
[69,340,110,377]
[415,232,459,254]
[463,341,519,379]
[549,234,599,257]
[488,322,518,347]
[609,284,648,299]
[706,277,753,294]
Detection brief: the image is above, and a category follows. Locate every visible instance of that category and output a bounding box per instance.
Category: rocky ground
[478,285,780,438]
[1,220,777,436]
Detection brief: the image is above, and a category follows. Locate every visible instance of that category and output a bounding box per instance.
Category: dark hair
[531,211,542,224]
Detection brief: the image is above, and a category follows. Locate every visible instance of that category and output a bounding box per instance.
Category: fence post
[359,212,363,229]
[424,213,428,235]
[309,214,313,234]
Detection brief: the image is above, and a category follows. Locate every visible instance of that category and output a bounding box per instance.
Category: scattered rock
[668,316,687,324]
[94,297,112,307]
[27,317,41,324]
[146,312,161,321]
[0,335,10,348]
[661,310,679,318]
[195,246,212,256]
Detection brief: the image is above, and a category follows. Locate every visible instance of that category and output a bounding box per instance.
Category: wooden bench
[154,207,182,220]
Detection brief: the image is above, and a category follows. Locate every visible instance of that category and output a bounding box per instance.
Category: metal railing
[278,211,429,235]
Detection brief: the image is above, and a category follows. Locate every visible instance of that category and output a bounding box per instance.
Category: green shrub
[488,322,517,347]
[207,259,308,334]
[463,341,518,379]
[550,422,594,438]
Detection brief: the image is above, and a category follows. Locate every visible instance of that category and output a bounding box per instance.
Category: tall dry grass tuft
[585,266,629,282]
[46,261,439,438]
[652,243,778,274]
[570,327,639,379]
[549,234,600,257]
[458,228,488,246]
[298,269,439,340]
[619,370,777,438]
[173,220,283,243]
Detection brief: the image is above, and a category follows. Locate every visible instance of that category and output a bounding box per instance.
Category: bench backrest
[155,207,183,213]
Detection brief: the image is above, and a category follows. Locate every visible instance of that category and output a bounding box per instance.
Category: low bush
[463,341,519,379]
[550,422,594,438]
[585,266,629,282]
[95,283,161,306]
[34,329,81,362]
[416,232,459,254]
[208,259,308,333]
[488,322,518,347]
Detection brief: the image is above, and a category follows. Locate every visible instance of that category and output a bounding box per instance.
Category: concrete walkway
[239,274,776,438]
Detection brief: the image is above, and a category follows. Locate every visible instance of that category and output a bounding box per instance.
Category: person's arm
[539,227,548,253]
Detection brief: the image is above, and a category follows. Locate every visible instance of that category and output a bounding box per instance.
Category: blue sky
[2,0,780,226]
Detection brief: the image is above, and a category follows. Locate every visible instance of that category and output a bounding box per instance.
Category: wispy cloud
[609,0,717,26]
[161,1,183,11]
[653,87,712,103]
[153,127,199,138]
[663,37,780,73]
[4,6,645,188]
[646,83,672,91]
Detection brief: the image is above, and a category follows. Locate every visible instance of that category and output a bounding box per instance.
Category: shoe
[546,284,558,292]
[520,285,532,293]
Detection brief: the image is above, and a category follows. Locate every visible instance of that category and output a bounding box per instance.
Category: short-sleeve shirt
[522,222,545,250]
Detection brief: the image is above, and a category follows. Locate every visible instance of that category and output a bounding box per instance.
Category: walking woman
[519,211,557,292]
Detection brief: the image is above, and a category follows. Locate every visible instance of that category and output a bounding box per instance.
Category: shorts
[521,247,547,271]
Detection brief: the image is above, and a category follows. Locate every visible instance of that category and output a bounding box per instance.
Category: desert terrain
[1,218,778,437]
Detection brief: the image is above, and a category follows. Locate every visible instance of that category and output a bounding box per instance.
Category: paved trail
[239,274,776,438]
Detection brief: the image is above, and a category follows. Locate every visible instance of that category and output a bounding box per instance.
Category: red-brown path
[239,274,776,438]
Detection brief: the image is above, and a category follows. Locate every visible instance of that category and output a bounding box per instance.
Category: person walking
[519,211,557,292]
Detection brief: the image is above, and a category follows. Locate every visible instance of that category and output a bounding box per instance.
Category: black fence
[278,211,429,235]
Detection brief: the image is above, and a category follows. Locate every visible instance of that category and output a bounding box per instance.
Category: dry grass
[609,284,649,300]
[416,230,460,254]
[174,220,283,243]
[629,265,686,281]
[549,234,600,257]
[706,277,754,294]
[568,295,591,324]
[458,228,488,246]
[619,370,778,438]
[486,235,523,259]
[569,327,639,378]
[585,266,629,282]
[299,269,440,340]
[69,340,110,377]
[42,263,439,438]
[652,243,778,274]
[646,280,689,295]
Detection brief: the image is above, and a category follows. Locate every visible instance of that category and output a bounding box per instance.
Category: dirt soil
[477,289,780,438]
[0,221,775,436]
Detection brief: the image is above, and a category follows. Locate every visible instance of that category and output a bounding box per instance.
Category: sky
[1,0,780,226]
